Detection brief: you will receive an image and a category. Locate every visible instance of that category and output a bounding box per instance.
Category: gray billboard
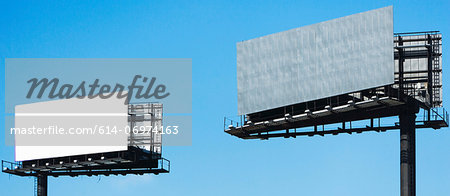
[237,6,394,115]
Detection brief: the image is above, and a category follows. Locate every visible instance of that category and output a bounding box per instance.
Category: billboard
[237,6,394,115]
[14,96,129,161]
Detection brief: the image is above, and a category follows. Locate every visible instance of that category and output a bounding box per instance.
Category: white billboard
[14,96,129,161]
[237,6,394,115]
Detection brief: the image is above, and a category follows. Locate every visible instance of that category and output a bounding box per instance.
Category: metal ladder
[431,34,441,106]
[34,177,37,196]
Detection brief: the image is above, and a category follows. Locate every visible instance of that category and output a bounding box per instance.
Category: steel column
[37,175,47,196]
[400,111,416,196]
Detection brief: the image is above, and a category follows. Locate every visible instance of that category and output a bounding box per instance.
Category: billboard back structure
[237,6,394,115]
[128,103,163,154]
[394,33,442,107]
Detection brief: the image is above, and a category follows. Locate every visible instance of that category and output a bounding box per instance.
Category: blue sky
[1,0,449,195]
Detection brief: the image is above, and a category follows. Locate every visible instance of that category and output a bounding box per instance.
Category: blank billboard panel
[14,97,128,161]
[237,6,394,115]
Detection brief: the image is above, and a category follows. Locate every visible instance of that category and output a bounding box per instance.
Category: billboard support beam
[400,105,417,196]
[36,175,47,196]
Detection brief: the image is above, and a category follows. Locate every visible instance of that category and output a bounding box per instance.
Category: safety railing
[422,107,449,123]
[159,158,170,172]
[2,160,22,172]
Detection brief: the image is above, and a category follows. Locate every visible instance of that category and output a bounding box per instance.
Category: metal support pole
[400,111,416,196]
[37,175,48,196]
